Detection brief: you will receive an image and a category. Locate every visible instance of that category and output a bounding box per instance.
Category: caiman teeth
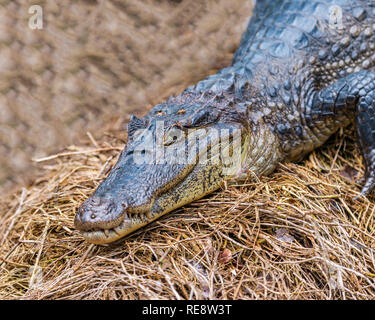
[113,227,121,236]
[80,209,156,244]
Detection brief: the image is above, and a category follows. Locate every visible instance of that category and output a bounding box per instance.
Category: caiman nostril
[75,195,127,232]
[91,197,101,206]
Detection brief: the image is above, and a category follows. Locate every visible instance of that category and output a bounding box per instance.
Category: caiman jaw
[75,161,224,245]
[77,209,155,245]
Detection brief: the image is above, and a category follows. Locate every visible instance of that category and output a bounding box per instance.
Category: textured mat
[0,0,253,193]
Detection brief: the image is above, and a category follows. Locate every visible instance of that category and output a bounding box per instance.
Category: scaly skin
[75,0,375,244]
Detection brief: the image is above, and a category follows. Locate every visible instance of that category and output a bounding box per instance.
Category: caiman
[75,0,375,244]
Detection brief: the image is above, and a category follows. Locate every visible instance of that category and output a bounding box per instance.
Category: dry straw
[1,125,375,300]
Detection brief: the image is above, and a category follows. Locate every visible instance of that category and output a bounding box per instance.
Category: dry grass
[1,125,375,300]
[2,0,375,301]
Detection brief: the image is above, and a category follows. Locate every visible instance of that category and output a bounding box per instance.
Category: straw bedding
[1,125,375,299]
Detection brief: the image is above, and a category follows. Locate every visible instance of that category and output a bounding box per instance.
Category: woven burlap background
[0,0,253,193]
[2,1,375,301]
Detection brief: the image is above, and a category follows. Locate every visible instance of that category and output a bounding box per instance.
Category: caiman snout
[75,196,127,231]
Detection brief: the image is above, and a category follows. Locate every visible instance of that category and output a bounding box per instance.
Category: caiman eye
[189,109,219,128]
[163,127,185,146]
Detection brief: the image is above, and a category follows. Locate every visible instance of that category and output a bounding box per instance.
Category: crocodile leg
[308,70,375,196]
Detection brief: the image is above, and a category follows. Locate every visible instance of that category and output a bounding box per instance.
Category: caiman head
[74,99,249,244]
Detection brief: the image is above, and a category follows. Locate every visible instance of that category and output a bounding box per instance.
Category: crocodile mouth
[79,211,155,244]
[77,161,225,244]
